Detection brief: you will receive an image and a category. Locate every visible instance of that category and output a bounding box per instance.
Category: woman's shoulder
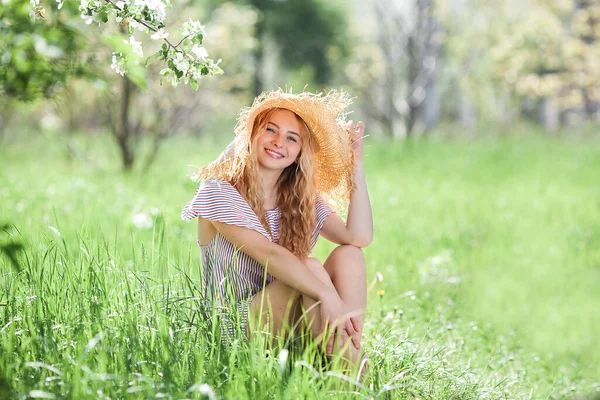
[197,179,243,199]
[200,178,235,191]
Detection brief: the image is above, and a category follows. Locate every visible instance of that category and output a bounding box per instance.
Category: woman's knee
[334,244,365,260]
[325,245,366,276]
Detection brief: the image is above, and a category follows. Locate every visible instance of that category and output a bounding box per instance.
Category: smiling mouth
[264,148,284,159]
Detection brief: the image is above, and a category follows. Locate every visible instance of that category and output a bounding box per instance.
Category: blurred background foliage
[1,0,599,169]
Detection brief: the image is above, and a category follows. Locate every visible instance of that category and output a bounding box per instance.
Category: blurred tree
[3,1,221,170]
[206,0,348,97]
[489,0,600,129]
[0,1,87,101]
[346,0,441,138]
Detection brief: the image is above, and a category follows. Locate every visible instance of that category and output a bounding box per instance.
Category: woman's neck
[259,166,281,209]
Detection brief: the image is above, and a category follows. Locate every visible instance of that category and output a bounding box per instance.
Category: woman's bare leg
[247,258,332,341]
[248,247,367,367]
[247,279,300,343]
[323,245,367,365]
[300,247,367,366]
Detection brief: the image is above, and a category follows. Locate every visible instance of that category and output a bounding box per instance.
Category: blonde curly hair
[236,108,317,259]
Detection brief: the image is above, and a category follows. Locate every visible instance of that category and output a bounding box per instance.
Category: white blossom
[191,44,208,61]
[150,28,169,40]
[180,19,206,38]
[173,52,189,74]
[111,52,126,76]
[33,0,222,88]
[124,36,143,57]
[81,13,93,25]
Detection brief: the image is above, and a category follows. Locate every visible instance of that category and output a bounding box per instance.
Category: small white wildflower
[150,28,169,40]
[187,383,216,400]
[150,207,160,215]
[55,0,64,9]
[278,349,289,375]
[132,213,153,229]
[28,391,56,399]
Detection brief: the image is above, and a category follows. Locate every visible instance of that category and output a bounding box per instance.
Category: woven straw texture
[193,89,356,210]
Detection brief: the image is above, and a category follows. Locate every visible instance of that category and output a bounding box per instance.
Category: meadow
[1,129,599,399]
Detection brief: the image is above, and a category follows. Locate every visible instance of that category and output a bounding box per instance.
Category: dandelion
[132,213,153,229]
[278,348,289,375]
[377,290,385,297]
[187,383,216,400]
[28,391,56,399]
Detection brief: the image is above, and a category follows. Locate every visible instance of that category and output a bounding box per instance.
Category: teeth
[265,149,283,158]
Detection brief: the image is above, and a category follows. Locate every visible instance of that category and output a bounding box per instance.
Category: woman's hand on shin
[319,290,361,355]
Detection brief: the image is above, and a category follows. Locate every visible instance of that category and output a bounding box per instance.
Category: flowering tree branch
[30,0,223,89]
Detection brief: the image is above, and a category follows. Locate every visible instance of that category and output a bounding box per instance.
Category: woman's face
[255,109,303,171]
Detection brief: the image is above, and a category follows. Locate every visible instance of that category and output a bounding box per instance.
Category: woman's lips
[264,148,284,159]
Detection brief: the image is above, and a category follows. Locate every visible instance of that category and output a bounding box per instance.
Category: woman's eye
[287,136,297,143]
[266,128,275,133]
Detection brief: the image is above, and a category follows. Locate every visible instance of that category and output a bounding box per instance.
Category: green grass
[1,130,599,399]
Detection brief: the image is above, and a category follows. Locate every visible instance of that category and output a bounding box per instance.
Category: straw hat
[193,89,356,209]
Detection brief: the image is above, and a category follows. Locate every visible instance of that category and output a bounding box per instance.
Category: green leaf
[191,79,199,90]
[145,51,161,68]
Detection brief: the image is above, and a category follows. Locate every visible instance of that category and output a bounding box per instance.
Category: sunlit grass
[1,131,599,399]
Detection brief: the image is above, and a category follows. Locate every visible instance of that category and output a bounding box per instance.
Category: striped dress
[181,179,333,341]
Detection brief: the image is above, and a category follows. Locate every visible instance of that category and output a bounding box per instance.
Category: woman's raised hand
[344,120,366,162]
[319,290,361,355]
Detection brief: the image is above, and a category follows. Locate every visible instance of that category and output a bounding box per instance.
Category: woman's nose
[271,134,283,147]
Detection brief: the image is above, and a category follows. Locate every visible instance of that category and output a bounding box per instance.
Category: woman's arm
[209,220,362,347]
[321,121,373,247]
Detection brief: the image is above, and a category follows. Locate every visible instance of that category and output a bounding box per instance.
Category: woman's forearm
[265,244,337,301]
[212,220,336,301]
[345,161,373,246]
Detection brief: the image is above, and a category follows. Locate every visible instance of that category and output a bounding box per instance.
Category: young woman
[182,90,373,367]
